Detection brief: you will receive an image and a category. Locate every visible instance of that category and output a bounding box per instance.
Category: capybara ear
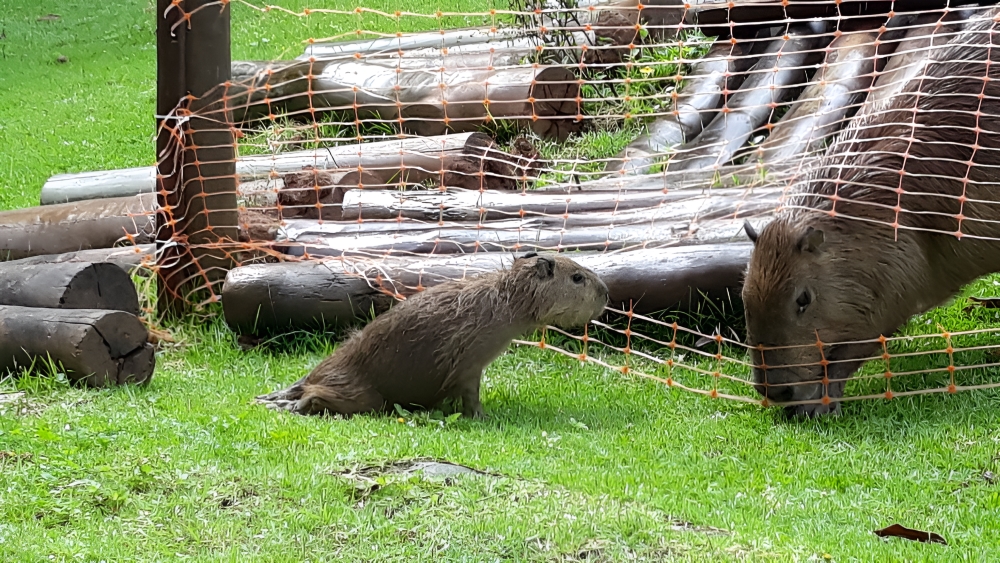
[534,255,556,279]
[798,226,825,253]
[521,252,538,260]
[743,220,759,244]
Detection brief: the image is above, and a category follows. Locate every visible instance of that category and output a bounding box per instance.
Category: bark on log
[221,260,397,334]
[337,184,781,222]
[754,30,880,164]
[0,306,154,387]
[853,10,975,121]
[222,243,754,334]
[666,21,831,172]
[273,185,778,253]
[297,28,529,61]
[684,0,990,38]
[279,216,772,258]
[605,40,753,175]
[278,193,777,256]
[0,245,154,274]
[542,160,799,193]
[227,57,582,140]
[0,194,156,261]
[42,133,539,205]
[0,262,140,315]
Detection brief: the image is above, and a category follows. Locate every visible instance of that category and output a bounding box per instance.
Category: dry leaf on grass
[873,523,947,545]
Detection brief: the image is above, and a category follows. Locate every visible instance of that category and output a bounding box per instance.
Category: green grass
[4,0,1000,561]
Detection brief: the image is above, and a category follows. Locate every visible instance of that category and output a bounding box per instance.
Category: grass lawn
[3,0,1000,561]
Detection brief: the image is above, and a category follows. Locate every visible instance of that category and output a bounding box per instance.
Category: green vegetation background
[1,1,1000,560]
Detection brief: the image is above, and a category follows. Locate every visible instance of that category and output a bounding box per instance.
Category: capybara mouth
[753,376,847,419]
[782,401,842,419]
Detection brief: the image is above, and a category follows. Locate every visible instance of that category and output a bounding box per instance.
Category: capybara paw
[255,390,285,402]
[463,405,488,419]
[259,399,299,412]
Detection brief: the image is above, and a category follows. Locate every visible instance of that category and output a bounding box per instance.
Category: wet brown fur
[743,9,1000,416]
[256,254,609,418]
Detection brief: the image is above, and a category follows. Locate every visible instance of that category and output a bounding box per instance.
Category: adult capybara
[742,8,1000,417]
[256,253,608,418]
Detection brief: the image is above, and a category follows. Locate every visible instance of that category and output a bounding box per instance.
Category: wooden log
[280,216,773,259]
[297,0,681,66]
[271,185,778,254]
[0,306,154,387]
[684,0,990,38]
[297,28,528,61]
[541,160,799,193]
[0,245,155,274]
[41,168,157,206]
[0,194,156,261]
[667,21,831,172]
[222,243,754,334]
[754,30,880,164]
[278,192,777,256]
[605,39,753,175]
[41,133,537,205]
[753,13,933,166]
[852,10,975,122]
[221,260,397,334]
[226,57,583,140]
[337,184,781,222]
[0,262,140,315]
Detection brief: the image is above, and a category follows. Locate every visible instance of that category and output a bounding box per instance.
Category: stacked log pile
[0,261,155,387]
[13,1,994,336]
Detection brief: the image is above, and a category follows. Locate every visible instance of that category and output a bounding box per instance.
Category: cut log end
[0,261,141,316]
[0,306,155,388]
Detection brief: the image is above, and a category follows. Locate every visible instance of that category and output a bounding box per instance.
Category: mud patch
[335,458,499,482]
[0,392,44,417]
[333,458,500,508]
[0,451,33,463]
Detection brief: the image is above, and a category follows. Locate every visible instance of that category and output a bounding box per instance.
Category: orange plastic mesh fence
[127,0,1000,412]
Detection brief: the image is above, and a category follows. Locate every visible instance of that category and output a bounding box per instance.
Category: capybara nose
[598,279,610,300]
[752,369,794,403]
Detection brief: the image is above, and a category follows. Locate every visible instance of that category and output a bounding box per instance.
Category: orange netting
[89,0,1000,414]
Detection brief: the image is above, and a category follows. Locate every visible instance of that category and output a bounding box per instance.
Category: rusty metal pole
[155,0,239,317]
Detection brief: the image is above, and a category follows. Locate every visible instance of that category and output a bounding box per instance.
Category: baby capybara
[256,253,608,418]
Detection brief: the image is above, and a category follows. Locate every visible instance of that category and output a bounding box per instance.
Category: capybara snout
[517,252,608,328]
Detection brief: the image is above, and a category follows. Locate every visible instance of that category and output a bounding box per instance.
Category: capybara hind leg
[459,373,487,419]
[259,398,300,412]
[256,377,307,403]
[293,385,385,417]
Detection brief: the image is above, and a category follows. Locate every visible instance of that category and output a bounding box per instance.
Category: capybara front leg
[459,373,486,419]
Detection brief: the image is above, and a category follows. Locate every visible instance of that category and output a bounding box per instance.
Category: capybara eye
[796,291,811,313]
[572,273,585,284]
